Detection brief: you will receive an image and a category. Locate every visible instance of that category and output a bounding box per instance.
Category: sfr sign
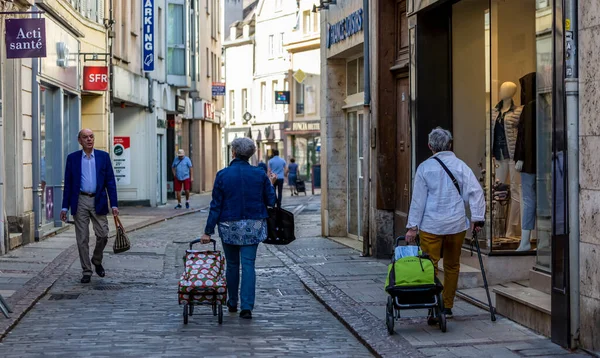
[83,66,109,91]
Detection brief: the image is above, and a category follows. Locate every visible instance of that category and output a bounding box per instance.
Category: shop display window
[450,0,554,264]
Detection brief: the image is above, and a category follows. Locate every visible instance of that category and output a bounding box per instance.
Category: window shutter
[80,0,88,18]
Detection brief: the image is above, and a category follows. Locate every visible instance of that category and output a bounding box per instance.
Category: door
[157,134,164,205]
[394,77,411,238]
[347,110,364,241]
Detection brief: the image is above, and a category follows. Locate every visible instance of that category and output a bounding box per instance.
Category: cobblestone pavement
[0,193,214,340]
[0,193,372,357]
[269,196,591,358]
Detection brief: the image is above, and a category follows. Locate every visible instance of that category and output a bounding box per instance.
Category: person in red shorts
[171,149,193,209]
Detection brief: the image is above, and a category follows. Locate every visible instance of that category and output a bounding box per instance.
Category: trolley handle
[395,235,420,247]
[189,238,216,251]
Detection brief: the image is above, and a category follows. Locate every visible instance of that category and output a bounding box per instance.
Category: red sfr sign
[83,66,109,91]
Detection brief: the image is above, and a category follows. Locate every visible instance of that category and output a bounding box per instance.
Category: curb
[0,206,207,341]
[266,200,424,358]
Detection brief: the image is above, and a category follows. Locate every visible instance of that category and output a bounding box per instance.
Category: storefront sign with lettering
[326,9,363,49]
[5,18,47,58]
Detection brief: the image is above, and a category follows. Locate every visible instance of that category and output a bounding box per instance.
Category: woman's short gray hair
[428,127,453,152]
[231,137,256,159]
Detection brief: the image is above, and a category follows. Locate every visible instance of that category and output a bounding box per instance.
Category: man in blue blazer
[60,129,119,283]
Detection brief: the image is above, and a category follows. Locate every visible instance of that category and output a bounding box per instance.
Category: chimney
[243,24,250,38]
[230,26,238,41]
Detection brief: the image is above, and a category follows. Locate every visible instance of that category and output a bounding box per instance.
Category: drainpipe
[0,16,4,253]
[32,8,41,240]
[361,0,371,256]
[564,0,579,348]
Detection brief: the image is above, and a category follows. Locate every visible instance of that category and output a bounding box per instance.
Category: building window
[275,0,283,11]
[346,56,364,95]
[261,82,267,111]
[279,33,284,56]
[206,48,210,77]
[190,4,196,80]
[158,7,164,59]
[296,81,304,115]
[242,89,248,114]
[229,90,235,122]
[313,12,319,33]
[303,11,310,34]
[283,80,289,113]
[168,3,186,76]
[268,35,274,59]
[272,80,278,109]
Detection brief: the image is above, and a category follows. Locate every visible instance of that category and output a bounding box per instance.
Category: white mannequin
[493,81,522,240]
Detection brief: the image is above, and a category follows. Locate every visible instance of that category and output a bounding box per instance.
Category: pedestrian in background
[60,129,119,284]
[405,127,485,319]
[257,161,268,174]
[268,149,286,206]
[172,149,193,209]
[285,158,299,196]
[201,137,277,319]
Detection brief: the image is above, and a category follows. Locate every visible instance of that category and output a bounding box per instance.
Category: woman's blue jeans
[222,243,259,311]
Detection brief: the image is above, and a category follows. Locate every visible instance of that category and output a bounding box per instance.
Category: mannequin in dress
[492,82,523,239]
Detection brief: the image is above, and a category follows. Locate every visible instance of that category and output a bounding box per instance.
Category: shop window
[168,3,186,76]
[296,81,304,115]
[448,0,553,261]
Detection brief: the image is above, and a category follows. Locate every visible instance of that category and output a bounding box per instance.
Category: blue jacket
[61,149,118,216]
[204,158,277,235]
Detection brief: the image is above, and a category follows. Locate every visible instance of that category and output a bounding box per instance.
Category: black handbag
[264,206,296,245]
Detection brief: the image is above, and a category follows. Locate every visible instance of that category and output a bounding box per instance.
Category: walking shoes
[95,264,106,277]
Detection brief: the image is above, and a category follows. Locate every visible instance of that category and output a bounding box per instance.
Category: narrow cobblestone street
[0,193,593,357]
[0,194,371,357]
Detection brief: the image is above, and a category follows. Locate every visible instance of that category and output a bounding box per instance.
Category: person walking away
[172,149,193,209]
[268,149,286,206]
[285,158,299,196]
[257,161,268,174]
[61,129,119,284]
[405,128,485,319]
[200,137,277,319]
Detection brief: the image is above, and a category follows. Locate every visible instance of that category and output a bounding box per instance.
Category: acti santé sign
[83,66,109,91]
[5,18,47,59]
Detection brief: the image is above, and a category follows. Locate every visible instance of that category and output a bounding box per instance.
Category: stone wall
[578,0,600,351]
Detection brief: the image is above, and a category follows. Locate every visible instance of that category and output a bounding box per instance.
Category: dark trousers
[274,179,284,207]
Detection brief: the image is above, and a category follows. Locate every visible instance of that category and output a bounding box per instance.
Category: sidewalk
[0,193,213,339]
[269,196,591,358]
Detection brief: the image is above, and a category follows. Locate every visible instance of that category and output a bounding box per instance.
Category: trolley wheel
[386,296,395,335]
[439,312,447,332]
[218,303,223,324]
[427,309,439,326]
[183,302,189,325]
[188,303,194,316]
[212,302,217,316]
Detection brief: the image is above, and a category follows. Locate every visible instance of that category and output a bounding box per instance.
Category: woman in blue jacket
[200,137,277,319]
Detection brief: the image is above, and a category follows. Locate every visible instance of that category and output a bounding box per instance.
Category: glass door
[347,111,364,241]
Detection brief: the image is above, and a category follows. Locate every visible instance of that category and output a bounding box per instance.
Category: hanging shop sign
[5,18,47,59]
[142,0,155,71]
[212,82,226,96]
[113,137,131,185]
[326,9,363,49]
[274,91,290,104]
[83,66,109,91]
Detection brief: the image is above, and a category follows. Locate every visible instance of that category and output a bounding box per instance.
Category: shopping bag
[264,206,296,245]
[113,215,131,254]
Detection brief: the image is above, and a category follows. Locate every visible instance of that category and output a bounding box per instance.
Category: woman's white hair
[231,137,256,159]
[428,127,453,152]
